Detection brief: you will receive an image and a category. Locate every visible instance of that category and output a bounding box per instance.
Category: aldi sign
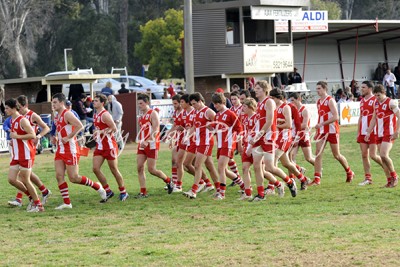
[275,11,328,32]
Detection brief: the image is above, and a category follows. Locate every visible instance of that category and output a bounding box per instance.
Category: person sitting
[118,83,130,94]
[289,67,302,84]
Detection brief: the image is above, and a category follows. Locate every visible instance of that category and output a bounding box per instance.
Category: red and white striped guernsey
[316,95,339,135]
[194,106,214,146]
[172,109,184,145]
[215,108,242,149]
[375,97,397,138]
[276,103,292,141]
[138,109,160,150]
[359,95,376,136]
[24,110,39,133]
[298,105,311,138]
[183,108,196,146]
[56,109,79,154]
[93,109,117,150]
[10,115,35,161]
[288,102,301,137]
[242,113,257,147]
[255,97,277,142]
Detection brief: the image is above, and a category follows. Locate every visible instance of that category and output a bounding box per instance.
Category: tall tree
[0,0,53,78]
[119,0,129,66]
[310,0,342,19]
[134,9,184,79]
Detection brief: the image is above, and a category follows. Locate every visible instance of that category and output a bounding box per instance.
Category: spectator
[383,68,397,98]
[107,95,124,149]
[280,72,289,87]
[118,83,130,94]
[347,93,355,102]
[68,84,84,101]
[350,80,360,99]
[72,94,87,132]
[335,88,344,102]
[289,67,302,84]
[374,62,385,82]
[231,84,240,93]
[84,96,94,134]
[167,83,176,97]
[162,88,170,99]
[101,81,113,97]
[273,73,282,88]
[337,92,349,104]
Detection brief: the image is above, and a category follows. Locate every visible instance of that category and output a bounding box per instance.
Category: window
[243,6,275,44]
[226,8,240,45]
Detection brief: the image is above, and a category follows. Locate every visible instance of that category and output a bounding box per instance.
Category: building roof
[293,20,400,43]
[194,0,309,10]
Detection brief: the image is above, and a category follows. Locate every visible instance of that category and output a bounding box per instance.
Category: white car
[113,75,165,99]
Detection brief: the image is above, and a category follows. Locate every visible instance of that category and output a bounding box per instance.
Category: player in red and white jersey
[227,91,245,181]
[357,81,387,186]
[288,92,315,167]
[266,89,308,195]
[7,95,52,209]
[237,98,257,200]
[183,92,219,199]
[211,93,244,200]
[52,93,107,210]
[311,81,354,186]
[92,94,128,202]
[5,98,44,212]
[175,94,214,194]
[165,95,184,191]
[365,84,400,187]
[248,81,285,201]
[136,93,173,197]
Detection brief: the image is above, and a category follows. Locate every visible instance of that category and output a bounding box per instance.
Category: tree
[0,0,53,78]
[134,9,184,79]
[310,0,342,19]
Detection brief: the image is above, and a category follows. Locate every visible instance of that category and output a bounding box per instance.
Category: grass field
[1,125,400,266]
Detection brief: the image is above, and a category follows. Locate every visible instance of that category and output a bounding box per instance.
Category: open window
[226,8,240,45]
[243,6,275,44]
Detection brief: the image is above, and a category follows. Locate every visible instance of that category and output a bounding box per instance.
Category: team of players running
[5,80,400,211]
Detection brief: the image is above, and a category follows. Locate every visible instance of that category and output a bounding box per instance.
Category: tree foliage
[134,9,183,79]
[310,0,342,19]
[1,0,400,79]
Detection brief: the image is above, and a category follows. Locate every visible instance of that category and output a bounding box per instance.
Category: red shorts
[55,152,80,166]
[294,132,311,147]
[196,145,213,156]
[217,148,234,159]
[357,134,377,145]
[178,141,187,151]
[10,159,34,169]
[94,147,118,160]
[314,133,339,145]
[376,135,394,144]
[185,142,196,154]
[276,138,292,153]
[261,140,276,154]
[137,146,158,159]
[241,151,253,163]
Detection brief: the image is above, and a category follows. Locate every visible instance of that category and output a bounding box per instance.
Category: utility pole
[184,0,194,93]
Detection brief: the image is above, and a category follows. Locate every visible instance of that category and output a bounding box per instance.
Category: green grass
[1,125,400,266]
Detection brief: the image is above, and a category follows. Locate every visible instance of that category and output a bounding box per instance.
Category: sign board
[275,11,328,32]
[251,6,301,20]
[339,102,360,125]
[243,44,293,73]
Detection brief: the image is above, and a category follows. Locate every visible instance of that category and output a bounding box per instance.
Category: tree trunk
[15,36,27,78]
[120,0,128,66]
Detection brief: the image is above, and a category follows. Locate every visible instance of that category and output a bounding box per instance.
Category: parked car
[113,75,165,99]
[45,70,125,97]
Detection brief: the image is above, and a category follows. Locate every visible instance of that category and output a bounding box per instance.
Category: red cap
[154,107,160,113]
[86,97,92,102]
[215,88,224,93]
